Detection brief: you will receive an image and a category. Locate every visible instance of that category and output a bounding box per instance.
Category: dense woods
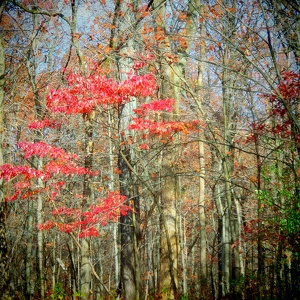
[0,0,299,299]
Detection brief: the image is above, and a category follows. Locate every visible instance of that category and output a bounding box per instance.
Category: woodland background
[0,0,300,299]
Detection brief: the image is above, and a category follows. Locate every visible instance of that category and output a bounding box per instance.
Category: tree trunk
[116,77,141,298]
[152,1,182,297]
[80,111,95,299]
[118,147,140,300]
[197,2,208,285]
[115,1,141,298]
[220,2,243,297]
[146,199,155,297]
[108,109,120,292]
[0,4,9,291]
[159,152,179,299]
[198,140,207,283]
[179,212,188,295]
[37,160,45,299]
[68,2,94,298]
[26,203,34,299]
[80,238,91,299]
[26,9,46,297]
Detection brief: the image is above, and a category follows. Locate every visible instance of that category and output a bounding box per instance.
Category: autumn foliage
[0,70,199,238]
[46,72,157,114]
[247,71,300,143]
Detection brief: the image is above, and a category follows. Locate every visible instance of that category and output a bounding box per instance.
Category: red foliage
[37,192,131,238]
[133,60,147,70]
[44,161,94,176]
[278,71,300,102]
[248,71,300,142]
[0,164,49,181]
[269,71,300,120]
[129,118,199,136]
[1,70,200,237]
[1,140,130,236]
[128,94,201,149]
[133,99,175,116]
[28,118,61,130]
[46,72,157,114]
[117,73,157,98]
[18,141,78,160]
[0,140,96,202]
[139,143,149,150]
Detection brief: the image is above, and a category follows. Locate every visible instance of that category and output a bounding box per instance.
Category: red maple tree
[1,69,200,237]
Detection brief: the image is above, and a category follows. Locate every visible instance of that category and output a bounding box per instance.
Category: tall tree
[0,1,9,294]
[115,1,141,299]
[152,2,180,298]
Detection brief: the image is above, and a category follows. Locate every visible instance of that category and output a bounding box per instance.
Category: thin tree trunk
[108,109,120,293]
[115,1,141,298]
[159,157,179,299]
[198,140,207,283]
[255,137,264,300]
[117,129,141,299]
[215,182,224,299]
[146,212,155,297]
[26,8,46,297]
[26,203,34,298]
[220,2,241,297]
[37,159,45,299]
[80,238,91,299]
[197,3,207,284]
[179,213,187,295]
[68,2,94,297]
[118,148,140,300]
[80,111,95,299]
[0,5,9,291]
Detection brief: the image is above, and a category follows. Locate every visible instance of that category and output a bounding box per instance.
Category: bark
[80,238,91,299]
[26,9,46,298]
[197,1,207,285]
[67,2,94,297]
[158,66,180,298]
[179,212,187,295]
[108,109,120,291]
[0,14,9,292]
[118,149,140,300]
[37,160,45,299]
[146,199,155,297]
[159,152,179,299]
[198,140,207,282]
[80,111,95,299]
[152,1,182,297]
[25,203,34,298]
[255,137,264,300]
[116,1,141,298]
[220,1,244,297]
[211,153,224,299]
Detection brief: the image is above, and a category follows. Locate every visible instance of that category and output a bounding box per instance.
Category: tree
[0,1,9,295]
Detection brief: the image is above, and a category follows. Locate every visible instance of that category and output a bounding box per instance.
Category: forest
[0,0,299,299]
